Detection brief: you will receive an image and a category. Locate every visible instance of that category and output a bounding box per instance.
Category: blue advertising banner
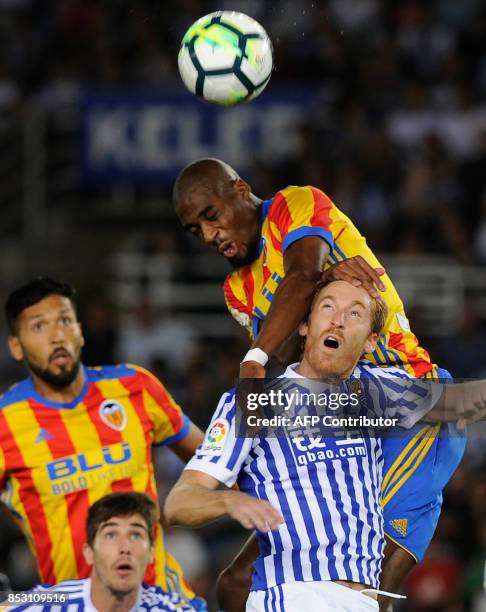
[80,89,318,185]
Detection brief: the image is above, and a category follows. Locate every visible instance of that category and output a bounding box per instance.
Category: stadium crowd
[0,0,485,610]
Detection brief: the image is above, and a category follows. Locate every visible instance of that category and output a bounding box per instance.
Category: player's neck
[31,367,86,403]
[296,358,354,381]
[89,575,140,612]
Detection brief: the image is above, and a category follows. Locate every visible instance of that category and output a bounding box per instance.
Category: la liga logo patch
[202,418,229,456]
[99,400,127,431]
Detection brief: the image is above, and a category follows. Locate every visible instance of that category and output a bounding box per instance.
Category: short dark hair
[5,277,76,334]
[86,492,157,547]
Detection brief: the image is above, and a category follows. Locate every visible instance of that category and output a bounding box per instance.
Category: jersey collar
[26,365,90,409]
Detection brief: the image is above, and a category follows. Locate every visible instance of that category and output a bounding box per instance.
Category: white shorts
[246,581,379,612]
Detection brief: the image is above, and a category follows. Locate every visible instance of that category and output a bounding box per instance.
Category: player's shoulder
[85,363,138,381]
[31,578,86,595]
[139,583,202,610]
[357,360,413,381]
[211,387,237,419]
[269,185,312,207]
[42,578,85,590]
[0,378,33,410]
[86,363,163,387]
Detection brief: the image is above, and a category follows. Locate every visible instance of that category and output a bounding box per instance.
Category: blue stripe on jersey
[378,337,404,369]
[341,458,366,584]
[252,450,286,587]
[368,438,385,584]
[264,588,270,611]
[239,450,280,586]
[154,414,190,447]
[327,250,340,265]
[325,461,353,581]
[332,242,347,260]
[254,306,267,320]
[306,461,339,578]
[252,316,261,338]
[275,437,322,581]
[259,438,304,582]
[277,584,285,611]
[356,444,376,581]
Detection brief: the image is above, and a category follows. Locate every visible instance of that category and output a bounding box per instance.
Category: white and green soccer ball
[178,11,274,106]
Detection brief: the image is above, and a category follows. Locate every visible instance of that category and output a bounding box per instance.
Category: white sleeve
[185,390,253,487]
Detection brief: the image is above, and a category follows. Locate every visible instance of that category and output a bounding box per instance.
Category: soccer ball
[178,11,274,106]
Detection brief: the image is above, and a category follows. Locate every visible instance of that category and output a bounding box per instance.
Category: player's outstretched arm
[168,422,205,463]
[164,470,284,532]
[241,236,329,378]
[425,380,486,430]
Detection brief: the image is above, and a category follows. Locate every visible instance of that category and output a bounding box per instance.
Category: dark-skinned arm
[240,235,329,378]
[425,380,486,430]
[216,533,259,612]
[167,421,205,463]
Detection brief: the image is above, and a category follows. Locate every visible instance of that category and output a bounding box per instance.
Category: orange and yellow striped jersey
[224,185,435,377]
[0,363,194,600]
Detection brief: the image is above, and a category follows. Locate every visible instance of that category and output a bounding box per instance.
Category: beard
[27,357,81,390]
[228,235,261,269]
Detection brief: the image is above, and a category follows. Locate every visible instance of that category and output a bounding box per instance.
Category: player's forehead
[97,513,148,533]
[178,183,229,223]
[314,281,372,309]
[18,294,75,323]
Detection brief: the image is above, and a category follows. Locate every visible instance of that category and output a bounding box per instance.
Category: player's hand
[455,383,486,431]
[435,381,486,431]
[223,490,284,532]
[238,361,266,437]
[322,256,386,298]
[240,360,266,379]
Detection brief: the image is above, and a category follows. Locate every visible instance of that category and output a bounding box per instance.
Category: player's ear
[234,178,251,200]
[8,336,24,362]
[364,333,378,354]
[78,323,85,348]
[148,544,155,565]
[298,320,308,338]
[82,542,94,567]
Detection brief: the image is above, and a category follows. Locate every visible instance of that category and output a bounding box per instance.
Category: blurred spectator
[80,299,118,366]
[116,301,197,376]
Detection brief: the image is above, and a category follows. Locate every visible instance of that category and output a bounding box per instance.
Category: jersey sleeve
[0,443,6,491]
[374,373,443,429]
[131,365,189,446]
[223,276,252,332]
[185,390,252,487]
[268,186,335,254]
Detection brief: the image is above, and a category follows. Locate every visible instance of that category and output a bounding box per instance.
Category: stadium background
[0,0,485,610]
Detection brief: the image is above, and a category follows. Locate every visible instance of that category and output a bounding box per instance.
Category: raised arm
[240,235,329,378]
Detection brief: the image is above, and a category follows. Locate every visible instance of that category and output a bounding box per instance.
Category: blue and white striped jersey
[7,578,200,611]
[186,361,442,591]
